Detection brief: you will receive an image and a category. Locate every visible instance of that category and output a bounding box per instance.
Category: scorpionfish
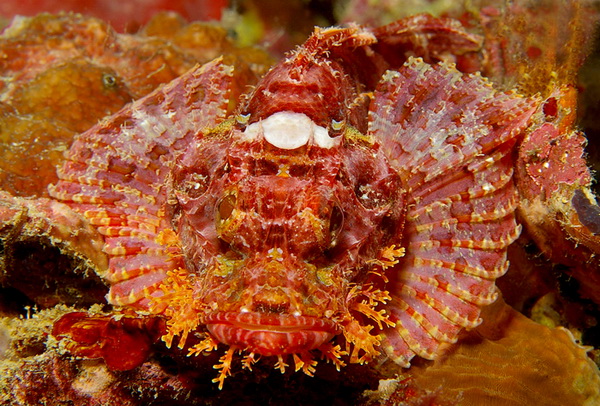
[50,17,537,388]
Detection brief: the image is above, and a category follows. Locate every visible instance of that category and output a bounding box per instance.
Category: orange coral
[408,297,600,405]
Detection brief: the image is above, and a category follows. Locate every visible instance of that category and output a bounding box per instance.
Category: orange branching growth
[342,318,382,364]
[367,244,406,270]
[274,355,289,374]
[188,334,219,357]
[150,268,202,349]
[350,285,395,330]
[293,352,318,376]
[341,256,397,364]
[241,352,259,371]
[213,346,237,390]
[353,301,392,330]
[205,345,347,389]
[318,342,348,371]
[154,228,183,254]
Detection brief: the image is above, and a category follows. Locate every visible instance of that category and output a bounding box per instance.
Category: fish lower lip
[223,321,315,332]
[204,312,339,356]
[204,311,339,332]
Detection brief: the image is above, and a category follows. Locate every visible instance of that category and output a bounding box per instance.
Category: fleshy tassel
[149,268,202,350]
[367,244,406,270]
[340,252,398,364]
[213,346,237,390]
[342,318,382,364]
[241,352,259,371]
[351,285,395,330]
[275,355,289,374]
[188,334,219,357]
[293,352,318,376]
[319,342,348,371]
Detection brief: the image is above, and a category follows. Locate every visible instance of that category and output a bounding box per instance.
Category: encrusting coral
[0,12,272,198]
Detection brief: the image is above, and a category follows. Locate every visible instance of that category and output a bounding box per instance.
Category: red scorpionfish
[50,17,537,388]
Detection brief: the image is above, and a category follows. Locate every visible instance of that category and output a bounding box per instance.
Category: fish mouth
[205,312,340,356]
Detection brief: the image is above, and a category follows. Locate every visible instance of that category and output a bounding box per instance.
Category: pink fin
[369,57,537,366]
[372,14,482,70]
[49,59,234,309]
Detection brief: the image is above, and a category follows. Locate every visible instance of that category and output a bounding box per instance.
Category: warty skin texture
[50,20,537,388]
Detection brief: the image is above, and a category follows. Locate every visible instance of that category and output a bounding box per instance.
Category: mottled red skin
[170,37,407,352]
[515,87,600,303]
[50,16,537,381]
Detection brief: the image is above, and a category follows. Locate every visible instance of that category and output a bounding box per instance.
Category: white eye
[242,111,340,149]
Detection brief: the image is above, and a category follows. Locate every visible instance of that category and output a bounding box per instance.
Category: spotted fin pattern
[368,57,537,366]
[49,59,234,308]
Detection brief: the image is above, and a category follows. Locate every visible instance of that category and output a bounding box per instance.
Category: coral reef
[478,0,600,304]
[1,307,380,405]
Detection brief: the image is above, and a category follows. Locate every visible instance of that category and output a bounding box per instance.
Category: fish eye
[329,204,344,246]
[216,194,237,223]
